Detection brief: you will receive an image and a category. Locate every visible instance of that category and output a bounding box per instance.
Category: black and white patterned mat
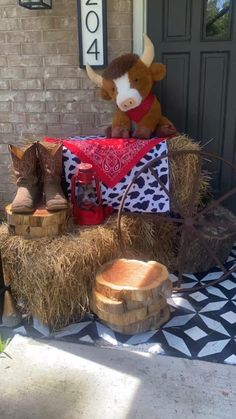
[1,245,236,365]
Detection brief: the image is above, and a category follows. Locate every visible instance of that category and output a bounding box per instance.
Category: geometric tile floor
[1,244,236,366]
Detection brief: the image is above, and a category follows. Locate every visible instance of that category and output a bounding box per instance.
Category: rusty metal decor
[117,149,236,292]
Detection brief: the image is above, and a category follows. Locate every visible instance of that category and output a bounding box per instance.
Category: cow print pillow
[63,137,169,213]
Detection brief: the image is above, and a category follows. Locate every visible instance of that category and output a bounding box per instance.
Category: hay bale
[0,214,168,330]
[168,135,209,213]
[0,135,211,329]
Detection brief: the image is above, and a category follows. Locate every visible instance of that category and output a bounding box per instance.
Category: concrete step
[0,334,235,419]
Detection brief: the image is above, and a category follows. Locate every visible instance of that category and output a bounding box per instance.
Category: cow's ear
[101,88,112,101]
[150,63,166,81]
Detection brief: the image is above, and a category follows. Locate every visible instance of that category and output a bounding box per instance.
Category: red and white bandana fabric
[44,136,170,214]
[44,136,167,188]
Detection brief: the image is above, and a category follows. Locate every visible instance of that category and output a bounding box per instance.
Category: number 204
[85,1,100,61]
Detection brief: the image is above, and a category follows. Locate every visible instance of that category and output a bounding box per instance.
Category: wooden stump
[104,306,170,335]
[95,259,171,302]
[6,204,68,238]
[91,259,172,334]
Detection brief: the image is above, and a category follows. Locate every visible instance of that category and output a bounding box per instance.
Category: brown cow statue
[86,34,177,139]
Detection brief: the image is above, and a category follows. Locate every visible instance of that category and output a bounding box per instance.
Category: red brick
[0,32,5,43]
[0,91,25,102]
[42,30,76,43]
[0,133,18,144]
[1,44,21,55]
[25,91,60,102]
[21,17,56,30]
[1,6,19,18]
[25,91,47,102]
[61,113,95,124]
[0,1,19,6]
[98,113,115,126]
[13,102,46,113]
[11,79,44,90]
[0,80,10,90]
[82,102,115,113]
[47,124,80,136]
[78,78,99,90]
[60,90,95,103]
[81,126,104,136]
[27,113,59,124]
[53,17,77,29]
[0,112,26,123]
[45,91,61,102]
[49,0,76,15]
[46,102,82,113]
[108,0,131,12]
[21,43,56,56]
[57,66,86,78]
[109,25,132,40]
[6,30,42,43]
[0,68,24,79]
[56,42,79,55]
[0,56,7,67]
[44,55,78,66]
[0,102,12,112]
[8,55,43,67]
[0,123,13,133]
[23,68,44,79]
[45,78,78,90]
[0,18,20,31]
[109,39,132,55]
[24,67,58,79]
[15,123,47,134]
[108,13,132,26]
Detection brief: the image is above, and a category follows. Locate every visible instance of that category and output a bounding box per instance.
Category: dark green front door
[147,0,236,207]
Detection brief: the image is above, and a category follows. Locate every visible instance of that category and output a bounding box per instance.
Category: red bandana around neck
[126,91,155,123]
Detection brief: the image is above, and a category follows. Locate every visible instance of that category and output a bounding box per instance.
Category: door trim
[133,0,147,54]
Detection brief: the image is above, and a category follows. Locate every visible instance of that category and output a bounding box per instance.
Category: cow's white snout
[119,97,138,112]
[114,73,142,112]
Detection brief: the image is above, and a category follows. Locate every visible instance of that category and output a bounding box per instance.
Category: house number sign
[77,0,108,68]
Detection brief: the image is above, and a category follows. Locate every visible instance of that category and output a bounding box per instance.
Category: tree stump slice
[91,295,167,326]
[95,259,171,302]
[92,290,144,315]
[93,290,166,315]
[91,259,172,334]
[104,306,170,335]
[5,204,68,238]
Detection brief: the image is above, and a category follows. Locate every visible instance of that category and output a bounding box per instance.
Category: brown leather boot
[9,143,39,213]
[37,142,68,211]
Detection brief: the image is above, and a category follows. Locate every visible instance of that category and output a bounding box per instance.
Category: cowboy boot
[37,142,68,211]
[9,143,38,213]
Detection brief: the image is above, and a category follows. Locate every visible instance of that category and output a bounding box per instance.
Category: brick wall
[0,0,132,209]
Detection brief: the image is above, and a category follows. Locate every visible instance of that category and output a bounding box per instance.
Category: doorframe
[133,0,147,54]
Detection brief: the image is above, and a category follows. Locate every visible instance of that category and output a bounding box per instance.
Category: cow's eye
[134,78,139,82]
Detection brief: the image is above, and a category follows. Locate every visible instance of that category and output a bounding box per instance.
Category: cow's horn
[140,34,155,67]
[86,64,103,87]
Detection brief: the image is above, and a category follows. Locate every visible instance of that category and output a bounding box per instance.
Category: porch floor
[0,334,235,419]
[1,245,236,365]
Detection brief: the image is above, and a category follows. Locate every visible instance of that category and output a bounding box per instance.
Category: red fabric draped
[44,137,167,188]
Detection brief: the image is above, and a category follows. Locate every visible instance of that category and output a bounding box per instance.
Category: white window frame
[133,0,147,54]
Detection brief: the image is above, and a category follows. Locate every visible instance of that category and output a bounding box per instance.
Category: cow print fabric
[63,136,170,213]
